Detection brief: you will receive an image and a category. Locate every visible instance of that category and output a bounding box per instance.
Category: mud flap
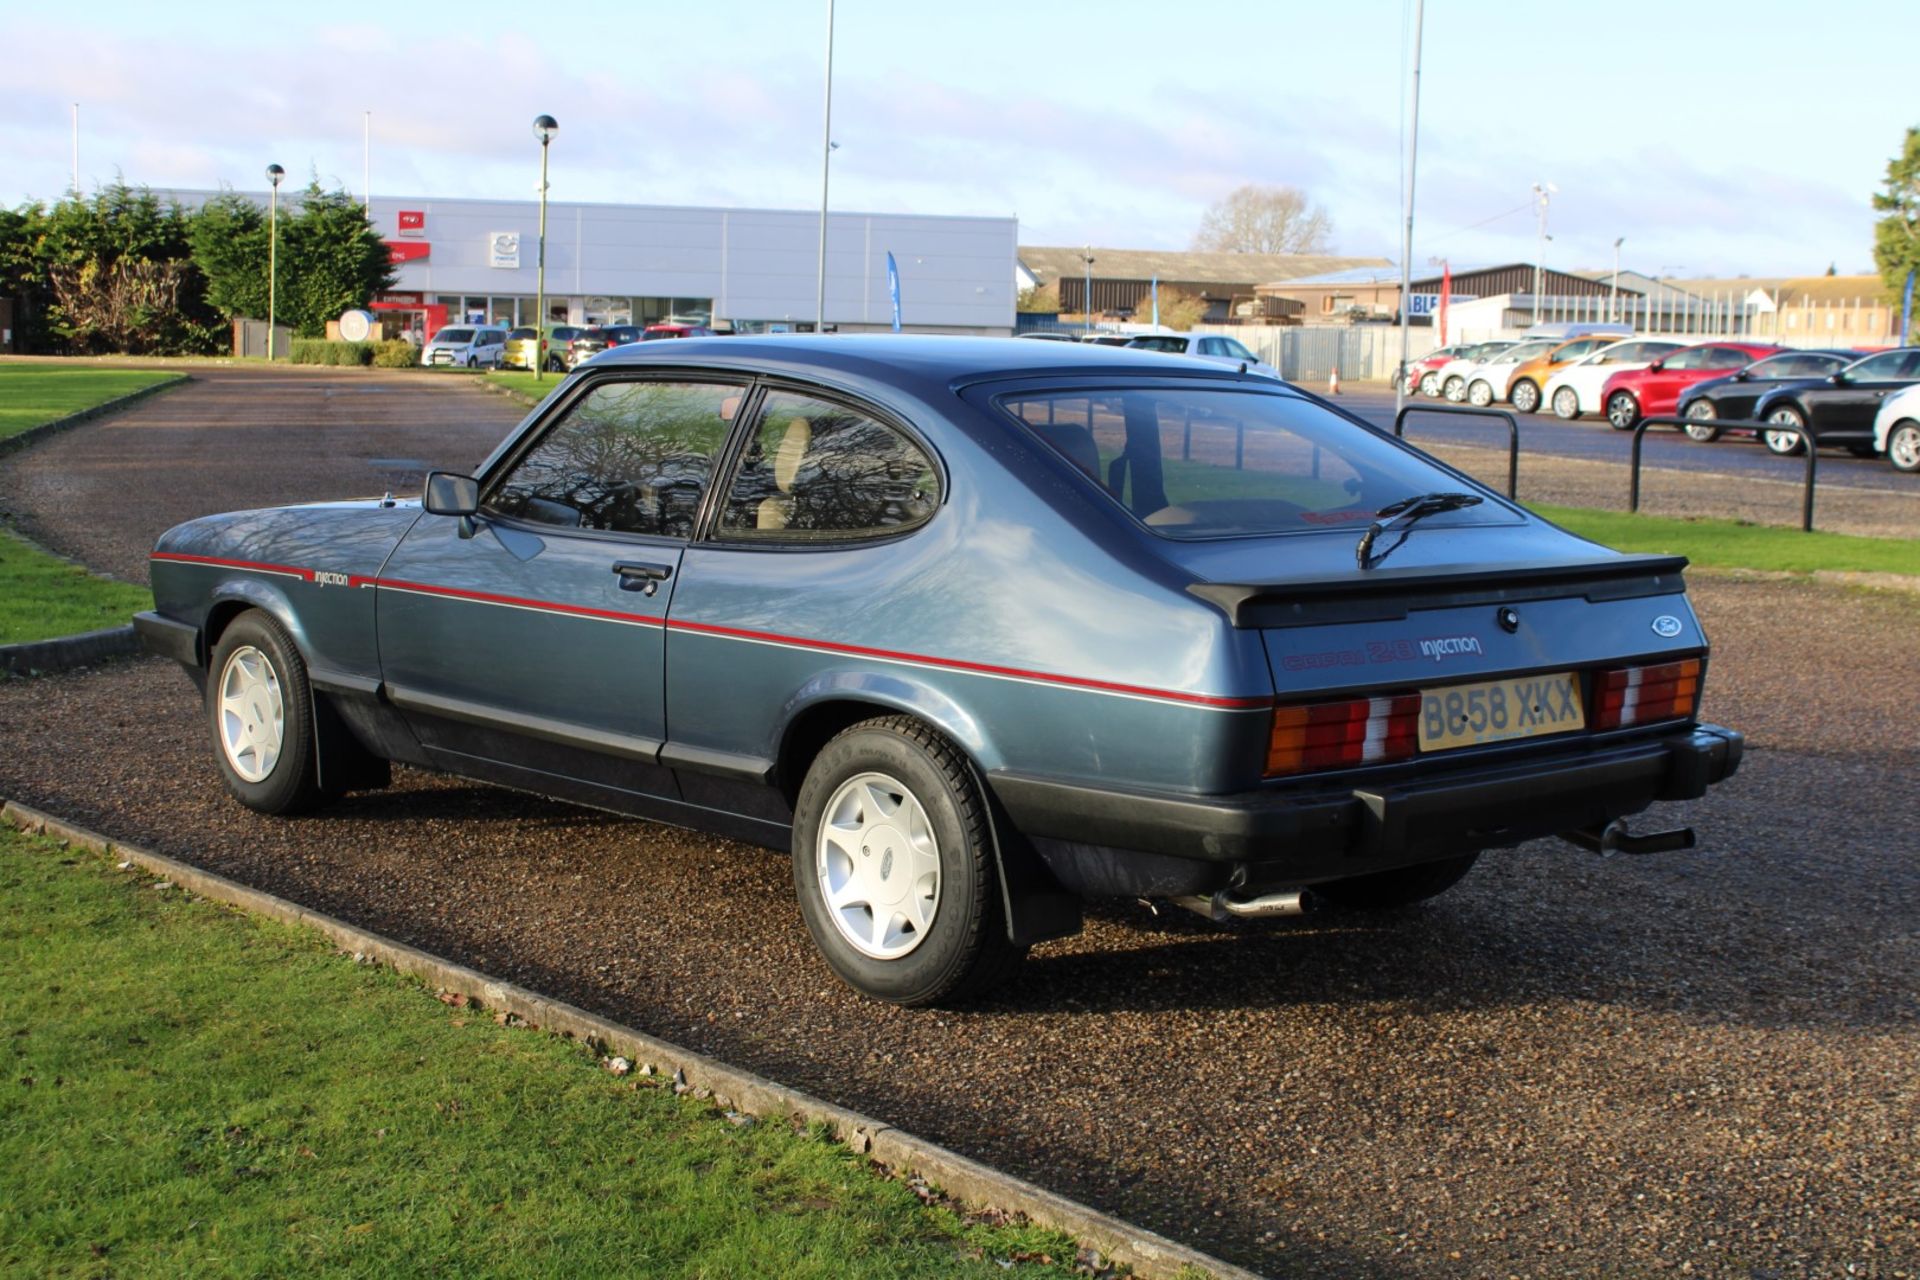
[968,761,1082,947]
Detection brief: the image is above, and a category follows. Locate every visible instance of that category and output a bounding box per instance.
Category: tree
[1872,126,1920,295]
[275,182,396,337]
[1016,283,1060,314]
[1191,184,1333,255]
[189,190,271,322]
[1144,285,1208,331]
[49,258,198,355]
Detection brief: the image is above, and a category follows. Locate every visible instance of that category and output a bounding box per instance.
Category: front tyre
[1419,371,1441,397]
[1510,379,1541,414]
[1887,422,1920,473]
[1682,399,1720,442]
[206,610,326,815]
[1313,854,1479,911]
[1550,386,1581,420]
[1467,379,1494,407]
[1606,391,1640,431]
[792,716,1025,1005]
[1443,375,1466,402]
[1763,405,1806,456]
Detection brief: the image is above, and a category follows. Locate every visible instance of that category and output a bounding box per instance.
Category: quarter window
[717,391,940,541]
[484,380,744,538]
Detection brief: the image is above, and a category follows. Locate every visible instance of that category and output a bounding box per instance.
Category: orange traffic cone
[1327,367,1342,395]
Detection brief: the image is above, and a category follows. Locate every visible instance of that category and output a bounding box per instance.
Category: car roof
[589,333,1269,390]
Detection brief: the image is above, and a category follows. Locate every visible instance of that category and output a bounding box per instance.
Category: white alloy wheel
[1443,375,1466,402]
[815,771,941,960]
[1511,380,1541,413]
[1764,407,1805,455]
[1606,392,1639,430]
[1887,422,1920,473]
[1683,399,1720,441]
[1419,372,1440,397]
[1468,380,1493,407]
[216,644,285,783]
[1551,386,1581,420]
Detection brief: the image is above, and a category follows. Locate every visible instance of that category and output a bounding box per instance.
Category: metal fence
[1193,324,1439,384]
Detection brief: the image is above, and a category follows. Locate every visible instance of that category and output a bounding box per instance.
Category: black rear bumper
[991,723,1743,887]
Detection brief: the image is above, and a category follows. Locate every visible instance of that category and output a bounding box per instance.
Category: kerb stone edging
[0,372,190,459]
[0,623,141,677]
[1,800,1265,1280]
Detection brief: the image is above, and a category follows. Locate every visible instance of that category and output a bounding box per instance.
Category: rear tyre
[1682,399,1720,442]
[1550,386,1581,420]
[206,610,327,816]
[1418,372,1441,397]
[546,354,566,373]
[1443,375,1466,402]
[1467,380,1494,407]
[792,716,1026,1006]
[1763,405,1806,456]
[1313,854,1479,911]
[1606,391,1640,431]
[1888,422,1920,473]
[1510,379,1541,414]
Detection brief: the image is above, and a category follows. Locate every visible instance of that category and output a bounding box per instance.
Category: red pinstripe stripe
[150,554,1265,709]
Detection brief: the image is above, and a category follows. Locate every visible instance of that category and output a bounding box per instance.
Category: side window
[1196,337,1223,356]
[484,380,743,537]
[1661,347,1711,371]
[717,391,940,542]
[1846,352,1907,380]
[1222,338,1257,361]
[1708,347,1753,369]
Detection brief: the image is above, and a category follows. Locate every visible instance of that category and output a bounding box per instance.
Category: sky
[5,0,1911,279]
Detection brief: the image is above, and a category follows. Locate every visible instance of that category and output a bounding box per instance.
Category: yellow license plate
[1418,672,1584,752]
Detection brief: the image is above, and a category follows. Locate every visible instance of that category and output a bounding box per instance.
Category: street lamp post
[265,164,284,360]
[1082,247,1095,333]
[1392,0,1425,418]
[1610,236,1624,323]
[815,0,835,333]
[1531,181,1556,324]
[532,115,557,382]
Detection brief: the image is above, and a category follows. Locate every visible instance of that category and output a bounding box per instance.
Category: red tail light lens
[1593,659,1701,730]
[1267,694,1420,778]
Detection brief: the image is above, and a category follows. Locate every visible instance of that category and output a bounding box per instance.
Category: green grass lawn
[0,363,183,443]
[0,826,1091,1278]
[0,528,150,646]
[1535,504,1919,577]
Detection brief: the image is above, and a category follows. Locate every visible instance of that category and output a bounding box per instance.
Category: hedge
[290,339,373,366]
[371,340,418,368]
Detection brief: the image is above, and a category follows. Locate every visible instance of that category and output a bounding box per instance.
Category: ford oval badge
[1651,615,1683,638]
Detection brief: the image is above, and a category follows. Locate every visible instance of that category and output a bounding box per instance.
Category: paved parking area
[1,366,1915,1277]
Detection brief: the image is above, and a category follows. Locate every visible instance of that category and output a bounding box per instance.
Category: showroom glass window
[717,391,940,541]
[485,381,745,538]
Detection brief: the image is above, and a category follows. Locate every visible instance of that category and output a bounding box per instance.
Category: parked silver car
[1125,333,1283,380]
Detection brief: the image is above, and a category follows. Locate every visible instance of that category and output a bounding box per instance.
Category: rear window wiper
[1355,491,1484,569]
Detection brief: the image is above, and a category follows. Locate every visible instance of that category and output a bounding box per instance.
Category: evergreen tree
[1872,126,1920,295]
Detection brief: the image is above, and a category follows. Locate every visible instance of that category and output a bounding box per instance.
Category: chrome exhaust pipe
[1173,888,1319,923]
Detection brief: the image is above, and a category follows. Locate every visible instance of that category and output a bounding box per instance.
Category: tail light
[1267,694,1419,778]
[1593,659,1700,730]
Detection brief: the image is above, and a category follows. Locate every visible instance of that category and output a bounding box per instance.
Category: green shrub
[290,339,373,366]
[372,339,418,368]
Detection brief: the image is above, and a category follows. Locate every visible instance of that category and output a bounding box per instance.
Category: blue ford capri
[137,337,1742,1004]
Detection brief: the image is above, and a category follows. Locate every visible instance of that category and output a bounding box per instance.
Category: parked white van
[421,326,507,369]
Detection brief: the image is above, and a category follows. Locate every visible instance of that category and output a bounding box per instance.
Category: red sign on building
[385,241,431,265]
[397,210,425,237]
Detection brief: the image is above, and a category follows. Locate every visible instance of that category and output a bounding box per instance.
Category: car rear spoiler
[1188,554,1689,628]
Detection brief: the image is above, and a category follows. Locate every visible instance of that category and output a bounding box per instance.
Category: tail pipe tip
[1173,887,1322,923]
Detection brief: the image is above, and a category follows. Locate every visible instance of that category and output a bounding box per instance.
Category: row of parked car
[1405,328,1920,473]
[1019,328,1287,379]
[419,322,717,372]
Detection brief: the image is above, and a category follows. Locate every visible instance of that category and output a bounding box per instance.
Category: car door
[376,374,751,800]
[1816,351,1920,436]
[1638,345,1714,412]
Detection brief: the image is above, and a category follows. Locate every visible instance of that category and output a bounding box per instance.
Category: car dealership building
[374,195,1018,337]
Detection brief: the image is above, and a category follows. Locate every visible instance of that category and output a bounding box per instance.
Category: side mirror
[1732,370,1748,381]
[1648,360,1665,372]
[423,471,480,517]
[1826,372,1845,385]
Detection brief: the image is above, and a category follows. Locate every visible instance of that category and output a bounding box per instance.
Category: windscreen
[998,386,1504,540]
[435,328,475,344]
[1493,340,1555,364]
[508,328,535,341]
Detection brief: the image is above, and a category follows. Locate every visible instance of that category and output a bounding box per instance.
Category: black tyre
[1550,385,1582,420]
[1442,375,1466,402]
[1467,379,1494,407]
[1418,371,1441,397]
[1312,854,1479,911]
[1887,422,1920,473]
[1606,391,1640,431]
[792,716,1026,1005]
[206,609,327,815]
[1762,405,1806,456]
[1510,379,1541,414]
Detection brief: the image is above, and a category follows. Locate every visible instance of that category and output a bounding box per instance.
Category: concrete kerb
[0,799,1263,1280]
[0,623,141,678]
[0,372,190,459]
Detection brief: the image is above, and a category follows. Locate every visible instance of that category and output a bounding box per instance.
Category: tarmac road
[2,364,1915,1277]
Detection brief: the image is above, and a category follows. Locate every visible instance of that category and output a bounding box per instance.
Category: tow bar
[1561,819,1696,858]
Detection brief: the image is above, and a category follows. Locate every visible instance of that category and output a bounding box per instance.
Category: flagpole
[1393,0,1425,418]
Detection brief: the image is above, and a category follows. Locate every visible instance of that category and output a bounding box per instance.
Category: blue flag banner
[886,252,902,332]
[1904,268,1914,347]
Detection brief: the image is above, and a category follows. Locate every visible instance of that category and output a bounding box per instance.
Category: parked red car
[1403,345,1476,396]
[1598,342,1783,430]
[643,323,717,340]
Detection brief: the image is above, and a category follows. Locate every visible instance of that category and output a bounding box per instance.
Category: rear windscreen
[997,386,1507,540]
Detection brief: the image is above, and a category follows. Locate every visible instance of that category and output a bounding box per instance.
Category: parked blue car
[137,336,1743,1004]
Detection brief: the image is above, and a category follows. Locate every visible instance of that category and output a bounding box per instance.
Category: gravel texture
[1,365,1916,1277]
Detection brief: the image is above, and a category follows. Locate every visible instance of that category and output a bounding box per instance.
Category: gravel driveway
[2,365,1915,1278]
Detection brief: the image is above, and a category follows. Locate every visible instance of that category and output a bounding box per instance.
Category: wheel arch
[204,581,311,660]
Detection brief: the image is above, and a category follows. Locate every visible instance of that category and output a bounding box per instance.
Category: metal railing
[1393,404,1520,498]
[1630,415,1820,532]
